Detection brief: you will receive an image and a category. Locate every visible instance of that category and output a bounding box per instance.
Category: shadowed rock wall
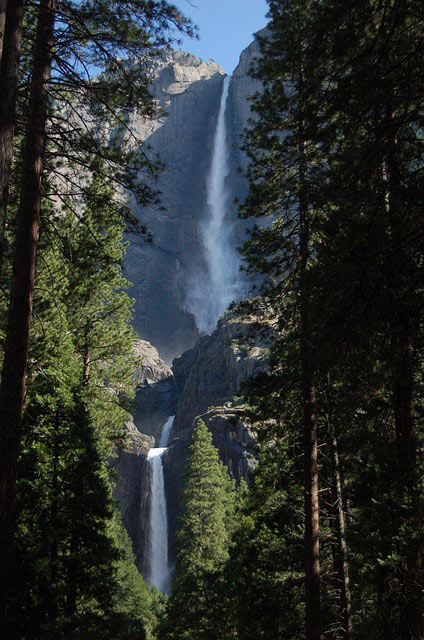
[124,52,225,362]
[112,424,154,572]
[123,37,262,363]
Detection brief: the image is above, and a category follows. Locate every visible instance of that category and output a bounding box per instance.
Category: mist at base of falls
[146,416,174,595]
[186,75,245,335]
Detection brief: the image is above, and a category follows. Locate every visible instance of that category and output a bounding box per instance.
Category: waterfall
[147,416,174,594]
[187,75,243,334]
[159,415,174,447]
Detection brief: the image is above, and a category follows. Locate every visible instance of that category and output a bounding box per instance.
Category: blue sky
[172,1,269,73]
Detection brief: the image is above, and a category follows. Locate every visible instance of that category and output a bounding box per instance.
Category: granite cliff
[123,38,262,362]
[114,318,267,573]
[114,34,265,578]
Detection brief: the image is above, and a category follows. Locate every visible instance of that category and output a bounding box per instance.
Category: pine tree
[308,1,424,636]
[59,160,138,443]
[4,164,153,638]
[239,3,327,636]
[0,0,24,273]
[239,0,424,638]
[7,372,154,639]
[160,419,236,640]
[0,1,193,618]
[225,384,306,640]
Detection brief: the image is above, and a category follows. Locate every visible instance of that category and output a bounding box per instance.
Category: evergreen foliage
[0,0,193,622]
[176,420,235,573]
[3,152,154,638]
[160,419,236,640]
[227,1,424,639]
[226,403,305,640]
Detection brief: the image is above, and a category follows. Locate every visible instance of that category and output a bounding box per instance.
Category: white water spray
[159,415,174,448]
[187,75,243,333]
[147,416,174,594]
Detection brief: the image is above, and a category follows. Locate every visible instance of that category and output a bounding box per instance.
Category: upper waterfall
[122,40,262,360]
[186,75,244,334]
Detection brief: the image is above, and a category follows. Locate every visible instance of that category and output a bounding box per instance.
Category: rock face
[163,317,269,555]
[132,339,178,441]
[173,316,268,434]
[114,34,267,578]
[113,341,176,572]
[112,423,154,572]
[226,33,263,203]
[200,405,256,483]
[123,37,262,362]
[124,52,225,362]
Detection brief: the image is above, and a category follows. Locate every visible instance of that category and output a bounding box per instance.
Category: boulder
[133,339,178,441]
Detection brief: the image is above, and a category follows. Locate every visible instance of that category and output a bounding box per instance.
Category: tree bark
[0,0,7,62]
[392,327,421,640]
[0,0,55,629]
[0,0,25,275]
[384,110,422,640]
[331,435,353,640]
[82,327,90,384]
[47,409,60,625]
[378,564,398,640]
[390,287,421,640]
[379,103,422,639]
[299,131,321,640]
[66,531,79,618]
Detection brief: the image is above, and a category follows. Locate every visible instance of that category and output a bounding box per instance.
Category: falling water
[147,416,174,594]
[187,75,243,334]
[159,415,174,448]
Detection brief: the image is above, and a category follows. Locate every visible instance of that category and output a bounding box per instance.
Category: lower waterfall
[147,416,174,594]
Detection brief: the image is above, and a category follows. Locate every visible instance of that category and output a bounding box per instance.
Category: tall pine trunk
[384,127,422,640]
[0,0,55,628]
[0,0,25,274]
[0,0,7,61]
[47,409,61,625]
[298,130,321,640]
[66,532,79,618]
[392,327,421,640]
[331,434,353,640]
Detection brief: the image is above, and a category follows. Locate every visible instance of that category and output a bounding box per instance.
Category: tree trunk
[302,380,321,640]
[383,111,422,640]
[377,564,398,640]
[0,0,25,275]
[0,0,7,62]
[0,0,55,629]
[391,309,421,640]
[299,132,321,640]
[331,435,353,640]
[82,329,90,384]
